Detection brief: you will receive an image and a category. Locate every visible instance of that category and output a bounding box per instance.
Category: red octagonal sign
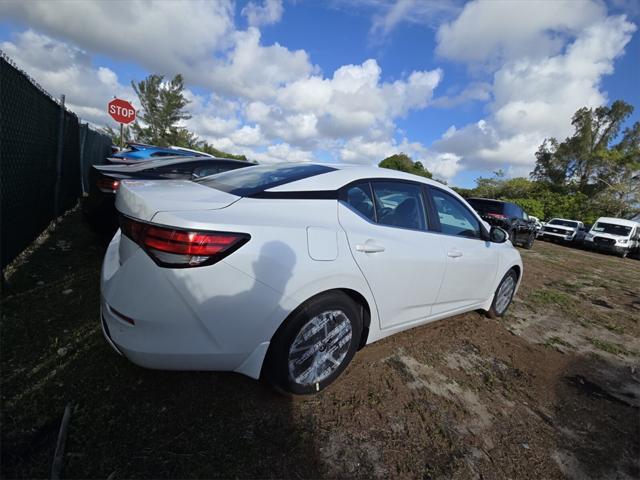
[108,98,136,124]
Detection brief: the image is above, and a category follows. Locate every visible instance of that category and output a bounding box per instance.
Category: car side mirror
[490,226,508,243]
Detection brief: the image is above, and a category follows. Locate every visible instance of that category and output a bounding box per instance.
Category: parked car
[539,218,587,244]
[108,143,214,163]
[83,156,250,229]
[465,198,536,249]
[100,163,523,394]
[529,215,543,236]
[583,217,640,258]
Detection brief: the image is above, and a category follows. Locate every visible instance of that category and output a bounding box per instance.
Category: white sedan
[101,163,523,394]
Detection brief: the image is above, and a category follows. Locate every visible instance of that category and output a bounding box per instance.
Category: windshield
[591,222,631,236]
[548,219,578,228]
[196,163,336,196]
[466,199,503,215]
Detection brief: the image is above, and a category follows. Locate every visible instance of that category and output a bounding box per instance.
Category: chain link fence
[1,52,112,270]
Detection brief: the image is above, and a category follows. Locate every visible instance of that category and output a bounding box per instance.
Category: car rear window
[196,163,336,196]
[466,199,504,215]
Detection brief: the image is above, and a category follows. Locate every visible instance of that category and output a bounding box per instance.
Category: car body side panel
[431,235,499,315]
[150,197,381,347]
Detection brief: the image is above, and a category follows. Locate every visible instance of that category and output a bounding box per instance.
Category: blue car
[108,143,213,163]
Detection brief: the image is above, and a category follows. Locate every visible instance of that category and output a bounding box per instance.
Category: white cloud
[433,2,636,176]
[203,27,315,100]
[0,1,235,75]
[340,137,463,180]
[356,0,460,38]
[0,30,136,126]
[431,82,492,108]
[0,1,318,103]
[251,143,316,164]
[254,59,442,147]
[436,0,607,65]
[242,0,284,27]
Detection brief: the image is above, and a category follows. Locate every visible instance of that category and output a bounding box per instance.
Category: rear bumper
[100,313,123,356]
[99,231,284,378]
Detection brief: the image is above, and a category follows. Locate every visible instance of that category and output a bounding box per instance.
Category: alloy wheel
[288,310,353,386]
[495,275,516,314]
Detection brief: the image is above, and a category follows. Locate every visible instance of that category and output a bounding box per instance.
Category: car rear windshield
[466,199,504,215]
[591,222,631,236]
[548,219,578,228]
[196,163,336,196]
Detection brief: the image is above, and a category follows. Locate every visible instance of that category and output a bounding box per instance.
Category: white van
[583,217,640,258]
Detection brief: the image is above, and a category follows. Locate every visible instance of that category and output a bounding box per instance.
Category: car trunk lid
[116,179,240,221]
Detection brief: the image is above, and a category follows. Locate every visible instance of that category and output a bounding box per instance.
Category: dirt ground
[1,209,639,479]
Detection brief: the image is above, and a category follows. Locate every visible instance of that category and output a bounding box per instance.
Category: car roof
[549,218,580,222]
[96,156,247,172]
[266,163,458,196]
[595,217,639,227]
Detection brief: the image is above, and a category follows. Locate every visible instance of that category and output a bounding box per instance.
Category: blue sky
[0,0,638,187]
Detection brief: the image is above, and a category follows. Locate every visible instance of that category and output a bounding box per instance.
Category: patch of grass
[529,289,572,308]
[604,323,625,335]
[586,337,630,356]
[545,336,573,349]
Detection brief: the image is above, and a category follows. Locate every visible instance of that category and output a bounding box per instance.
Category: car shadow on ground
[3,210,639,479]
[1,210,325,478]
[552,354,639,479]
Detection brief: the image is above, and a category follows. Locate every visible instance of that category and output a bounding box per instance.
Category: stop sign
[108,98,136,124]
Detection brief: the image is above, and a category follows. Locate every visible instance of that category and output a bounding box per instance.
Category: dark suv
[466,198,536,249]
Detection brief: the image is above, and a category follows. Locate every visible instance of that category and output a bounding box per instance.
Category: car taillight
[97,178,120,192]
[120,216,249,268]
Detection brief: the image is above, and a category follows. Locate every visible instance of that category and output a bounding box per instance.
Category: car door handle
[447,250,463,258]
[356,243,385,253]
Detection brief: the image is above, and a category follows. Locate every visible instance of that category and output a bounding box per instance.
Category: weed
[545,336,573,349]
[586,337,630,356]
[604,323,625,335]
[529,289,572,307]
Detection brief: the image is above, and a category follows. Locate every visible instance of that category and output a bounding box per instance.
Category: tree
[130,74,192,146]
[531,100,637,195]
[101,125,132,145]
[198,142,250,162]
[531,100,639,219]
[124,73,251,161]
[379,153,432,178]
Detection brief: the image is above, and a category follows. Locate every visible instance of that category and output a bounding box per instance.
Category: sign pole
[107,98,136,147]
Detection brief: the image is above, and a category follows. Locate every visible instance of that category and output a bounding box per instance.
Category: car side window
[371,181,427,231]
[430,189,481,239]
[344,182,375,222]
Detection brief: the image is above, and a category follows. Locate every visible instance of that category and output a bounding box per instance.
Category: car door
[427,187,499,315]
[338,180,446,330]
[513,205,530,243]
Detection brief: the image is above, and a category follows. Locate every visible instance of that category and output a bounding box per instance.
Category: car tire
[523,232,535,250]
[263,291,362,395]
[485,269,518,319]
[508,229,516,245]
